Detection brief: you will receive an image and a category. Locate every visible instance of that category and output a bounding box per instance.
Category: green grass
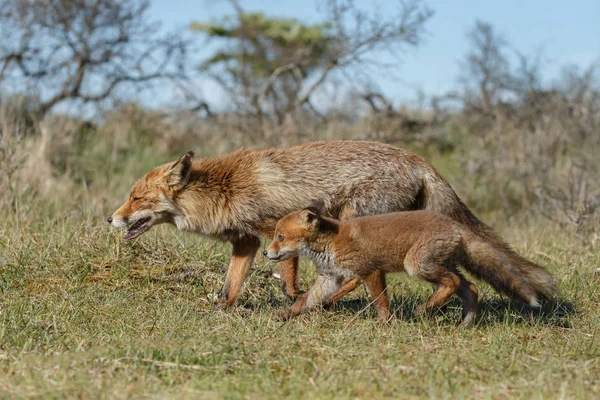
[1,200,599,399]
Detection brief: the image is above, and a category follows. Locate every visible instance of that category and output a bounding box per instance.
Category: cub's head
[264,200,327,262]
[107,151,194,240]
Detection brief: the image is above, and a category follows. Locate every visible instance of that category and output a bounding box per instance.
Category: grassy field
[1,138,599,399]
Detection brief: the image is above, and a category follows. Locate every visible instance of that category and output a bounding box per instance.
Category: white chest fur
[298,245,357,280]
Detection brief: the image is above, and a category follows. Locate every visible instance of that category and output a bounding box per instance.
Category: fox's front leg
[319,203,363,306]
[279,275,342,320]
[323,277,362,307]
[278,256,305,299]
[217,236,261,308]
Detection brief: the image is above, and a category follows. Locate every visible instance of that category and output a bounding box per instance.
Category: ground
[1,211,599,399]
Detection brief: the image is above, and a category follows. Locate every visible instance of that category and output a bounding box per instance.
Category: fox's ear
[304,199,325,216]
[166,151,194,190]
[300,209,320,227]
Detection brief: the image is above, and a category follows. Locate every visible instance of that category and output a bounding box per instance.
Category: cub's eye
[277,235,284,242]
[131,197,141,202]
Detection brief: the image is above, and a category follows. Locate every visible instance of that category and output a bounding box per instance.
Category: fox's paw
[283,287,305,301]
[277,309,296,321]
[416,303,436,319]
[285,291,306,301]
[213,293,236,309]
[278,279,305,300]
[215,299,228,309]
[458,311,478,328]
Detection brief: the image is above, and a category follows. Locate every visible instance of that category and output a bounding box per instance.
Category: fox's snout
[264,246,286,261]
[263,249,279,260]
[264,242,297,262]
[106,213,128,228]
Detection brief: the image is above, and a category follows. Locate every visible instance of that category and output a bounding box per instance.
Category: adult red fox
[264,202,556,325]
[107,140,555,309]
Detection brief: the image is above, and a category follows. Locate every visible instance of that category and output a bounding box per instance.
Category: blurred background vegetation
[0,0,599,242]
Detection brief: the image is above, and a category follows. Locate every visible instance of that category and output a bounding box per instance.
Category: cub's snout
[263,249,282,261]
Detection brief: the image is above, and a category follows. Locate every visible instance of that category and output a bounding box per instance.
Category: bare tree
[443,21,558,124]
[454,21,513,117]
[192,0,433,128]
[318,0,432,87]
[0,0,188,116]
[440,20,600,239]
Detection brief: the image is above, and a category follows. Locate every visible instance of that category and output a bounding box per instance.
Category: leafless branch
[196,0,431,129]
[0,0,189,116]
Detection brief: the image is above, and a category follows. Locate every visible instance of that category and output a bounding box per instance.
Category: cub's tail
[460,228,556,306]
[418,167,556,303]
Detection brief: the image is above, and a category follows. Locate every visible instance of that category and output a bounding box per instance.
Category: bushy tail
[460,229,555,305]
[419,168,556,304]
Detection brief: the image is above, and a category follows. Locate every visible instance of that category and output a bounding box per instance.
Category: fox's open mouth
[124,217,152,240]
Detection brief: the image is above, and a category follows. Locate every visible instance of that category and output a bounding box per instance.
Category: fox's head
[264,200,330,262]
[107,151,194,240]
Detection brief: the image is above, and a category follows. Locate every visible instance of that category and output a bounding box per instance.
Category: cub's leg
[321,204,364,306]
[455,274,479,326]
[278,256,305,299]
[415,271,461,315]
[279,275,343,320]
[405,235,462,318]
[324,276,362,305]
[362,271,391,323]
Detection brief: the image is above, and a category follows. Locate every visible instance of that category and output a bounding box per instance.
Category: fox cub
[264,202,554,326]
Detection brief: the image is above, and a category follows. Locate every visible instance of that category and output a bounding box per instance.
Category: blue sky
[149,0,600,107]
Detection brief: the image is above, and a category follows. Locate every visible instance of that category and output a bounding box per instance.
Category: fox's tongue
[124,217,151,240]
[123,229,138,240]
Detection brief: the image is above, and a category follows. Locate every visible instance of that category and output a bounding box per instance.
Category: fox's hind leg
[454,272,479,326]
[406,236,462,318]
[362,271,391,323]
[415,272,460,316]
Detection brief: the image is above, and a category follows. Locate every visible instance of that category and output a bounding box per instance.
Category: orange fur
[265,205,556,325]
[109,140,554,308]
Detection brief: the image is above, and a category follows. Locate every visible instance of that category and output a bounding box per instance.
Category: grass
[1,132,599,399]
[1,198,599,399]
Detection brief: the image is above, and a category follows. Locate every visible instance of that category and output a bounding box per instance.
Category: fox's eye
[277,235,284,242]
[132,197,141,202]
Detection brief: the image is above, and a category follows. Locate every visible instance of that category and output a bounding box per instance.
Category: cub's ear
[166,151,194,190]
[300,208,320,228]
[304,199,325,216]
